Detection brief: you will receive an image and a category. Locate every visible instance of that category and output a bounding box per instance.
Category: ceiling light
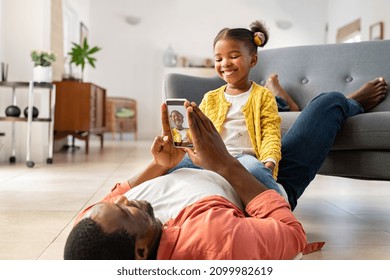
[125,16,141,26]
[276,20,293,30]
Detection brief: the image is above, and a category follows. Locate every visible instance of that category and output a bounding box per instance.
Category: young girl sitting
[170,20,284,196]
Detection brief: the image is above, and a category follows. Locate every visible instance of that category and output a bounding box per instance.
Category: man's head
[64,217,136,259]
[64,196,162,260]
[170,110,184,129]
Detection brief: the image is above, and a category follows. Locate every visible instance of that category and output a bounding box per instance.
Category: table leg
[26,81,34,168]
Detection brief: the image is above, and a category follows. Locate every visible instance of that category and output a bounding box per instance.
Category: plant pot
[33,66,52,83]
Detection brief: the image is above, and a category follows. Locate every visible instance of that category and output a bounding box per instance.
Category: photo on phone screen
[166,99,193,148]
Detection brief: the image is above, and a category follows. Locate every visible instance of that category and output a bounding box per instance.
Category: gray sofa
[163,40,390,180]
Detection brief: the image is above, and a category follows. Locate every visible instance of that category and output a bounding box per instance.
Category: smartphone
[166,98,193,148]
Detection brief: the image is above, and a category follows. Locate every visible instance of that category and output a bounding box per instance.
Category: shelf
[164,67,216,78]
[0,117,52,122]
[0,81,54,89]
[0,81,56,167]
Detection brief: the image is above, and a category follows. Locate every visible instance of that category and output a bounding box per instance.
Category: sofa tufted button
[345,76,353,83]
[301,78,308,84]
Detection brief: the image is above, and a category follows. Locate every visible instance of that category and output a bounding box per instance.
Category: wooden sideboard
[53,81,106,153]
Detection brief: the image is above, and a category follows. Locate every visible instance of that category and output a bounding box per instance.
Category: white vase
[163,45,177,67]
[33,66,52,83]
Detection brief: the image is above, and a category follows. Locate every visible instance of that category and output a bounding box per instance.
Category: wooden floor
[1,138,390,260]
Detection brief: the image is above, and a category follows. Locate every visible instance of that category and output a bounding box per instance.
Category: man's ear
[135,240,149,260]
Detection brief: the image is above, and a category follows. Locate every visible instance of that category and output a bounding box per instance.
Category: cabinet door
[54,81,91,131]
[90,84,106,132]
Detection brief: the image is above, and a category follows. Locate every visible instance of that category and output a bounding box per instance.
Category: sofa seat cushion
[279,112,300,136]
[280,111,390,151]
[333,112,390,150]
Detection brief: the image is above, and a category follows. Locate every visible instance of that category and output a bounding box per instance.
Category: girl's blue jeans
[169,92,363,211]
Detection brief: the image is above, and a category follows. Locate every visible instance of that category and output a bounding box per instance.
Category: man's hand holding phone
[151,103,186,171]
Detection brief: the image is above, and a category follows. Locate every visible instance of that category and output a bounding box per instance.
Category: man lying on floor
[64,101,307,260]
[64,80,386,259]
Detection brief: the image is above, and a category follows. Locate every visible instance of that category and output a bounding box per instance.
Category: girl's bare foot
[347,77,388,111]
[265,74,300,111]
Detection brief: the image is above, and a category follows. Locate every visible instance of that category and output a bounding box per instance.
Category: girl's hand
[264,161,275,172]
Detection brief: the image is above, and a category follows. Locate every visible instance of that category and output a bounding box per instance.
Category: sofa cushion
[280,111,390,150]
[279,112,300,136]
[333,112,390,150]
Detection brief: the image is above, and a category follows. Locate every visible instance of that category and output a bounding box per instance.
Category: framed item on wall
[336,19,361,43]
[369,21,384,41]
[80,22,88,44]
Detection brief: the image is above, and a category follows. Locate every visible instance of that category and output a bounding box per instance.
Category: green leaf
[30,50,56,67]
[67,38,102,74]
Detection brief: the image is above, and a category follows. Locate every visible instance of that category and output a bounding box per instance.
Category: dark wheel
[46,158,53,164]
[26,161,35,168]
[9,156,16,164]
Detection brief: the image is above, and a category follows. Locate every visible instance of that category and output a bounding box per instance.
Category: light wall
[1,0,51,81]
[0,1,3,60]
[326,0,390,43]
[88,0,329,140]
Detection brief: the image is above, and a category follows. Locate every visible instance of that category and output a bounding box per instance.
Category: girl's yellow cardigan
[199,82,281,178]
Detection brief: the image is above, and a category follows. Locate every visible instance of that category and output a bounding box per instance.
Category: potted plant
[31,50,56,83]
[68,38,101,82]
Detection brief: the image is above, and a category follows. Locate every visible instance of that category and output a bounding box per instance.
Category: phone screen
[166,99,193,147]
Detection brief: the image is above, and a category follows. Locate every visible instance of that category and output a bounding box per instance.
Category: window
[337,19,361,43]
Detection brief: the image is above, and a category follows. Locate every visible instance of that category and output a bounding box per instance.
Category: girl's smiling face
[214,39,257,94]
